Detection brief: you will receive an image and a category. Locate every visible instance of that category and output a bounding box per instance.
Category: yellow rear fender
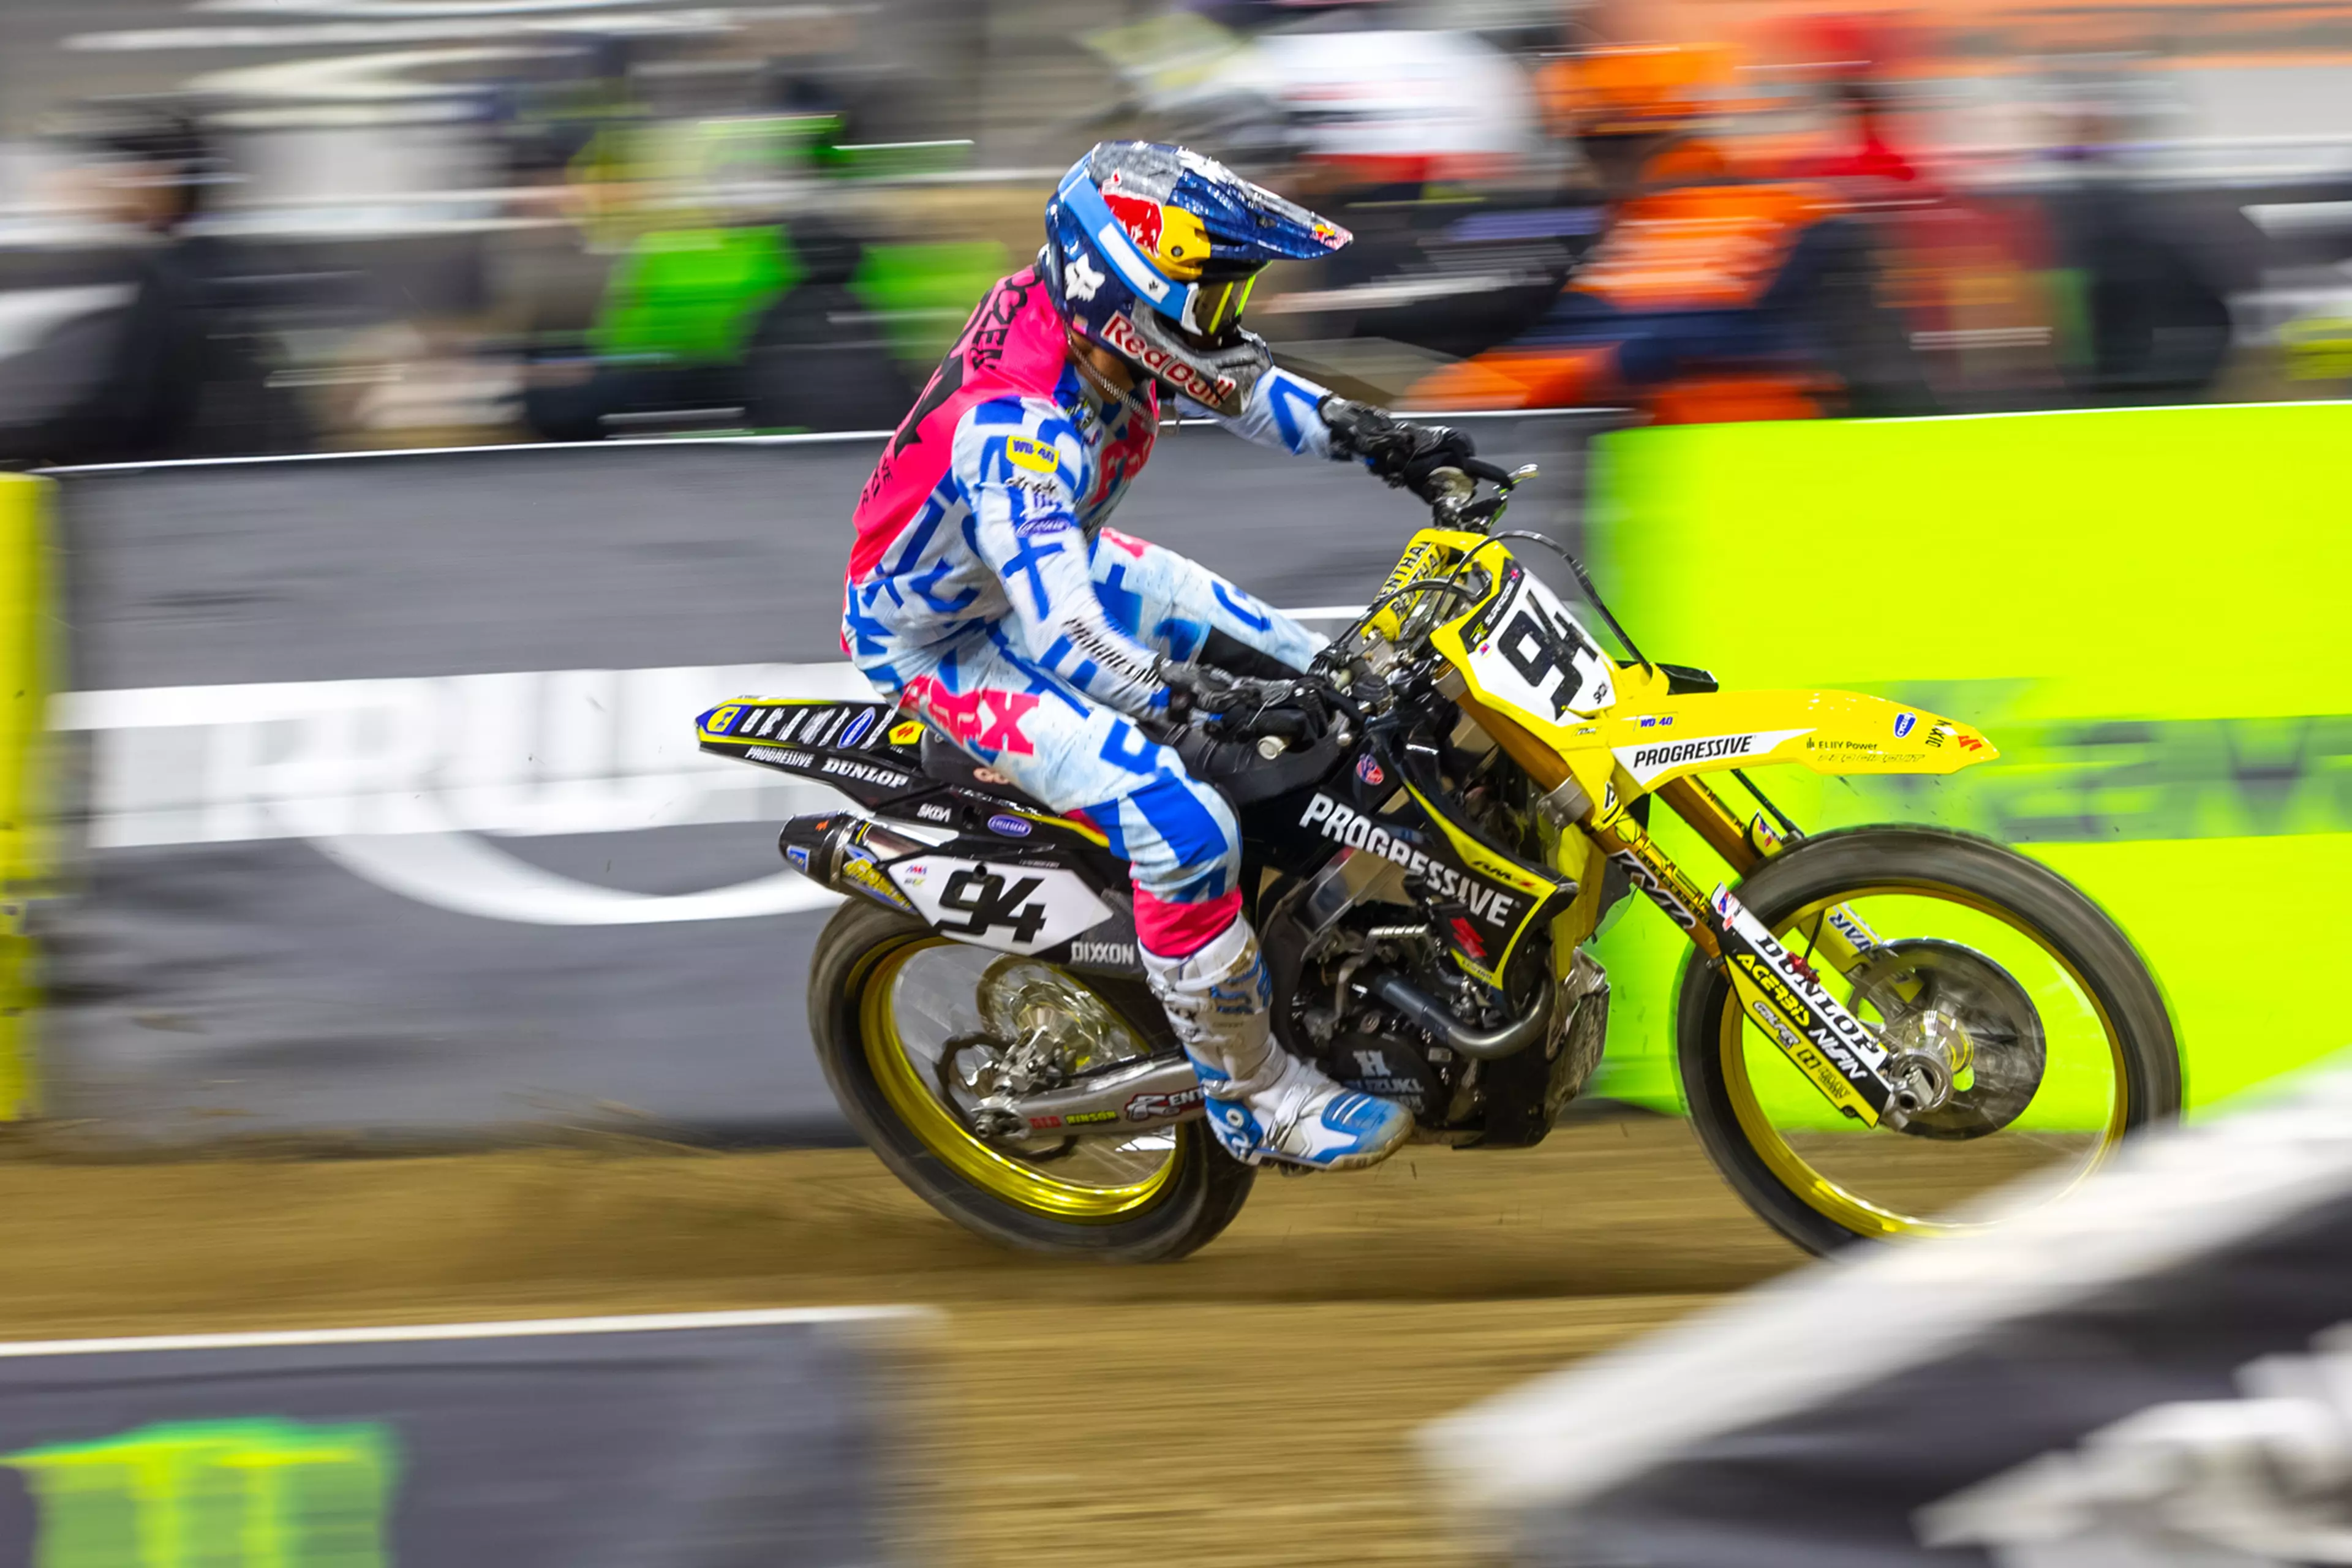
[1597,690,1997,794]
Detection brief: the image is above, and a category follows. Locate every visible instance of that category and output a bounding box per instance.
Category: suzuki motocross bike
[698,466,2179,1261]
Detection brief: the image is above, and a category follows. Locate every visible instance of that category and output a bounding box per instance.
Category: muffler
[778,812,927,911]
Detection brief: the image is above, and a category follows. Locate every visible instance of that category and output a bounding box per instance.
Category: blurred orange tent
[1629,0,2352,66]
[1415,42,1857,424]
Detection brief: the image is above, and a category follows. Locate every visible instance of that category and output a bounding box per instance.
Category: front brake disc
[1849,938,2046,1141]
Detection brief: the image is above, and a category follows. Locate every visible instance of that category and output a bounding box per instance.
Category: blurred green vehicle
[515,96,1010,441]
[526,225,1008,441]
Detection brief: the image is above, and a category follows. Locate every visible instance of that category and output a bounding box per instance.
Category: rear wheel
[1677,827,2180,1254]
[808,900,1255,1261]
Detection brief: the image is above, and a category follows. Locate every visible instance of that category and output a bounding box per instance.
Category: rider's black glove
[1158,658,1295,719]
[1157,658,1345,752]
[1320,397,1506,499]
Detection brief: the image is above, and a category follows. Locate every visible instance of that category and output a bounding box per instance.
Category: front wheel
[1677,826,2181,1254]
[807,900,1255,1262]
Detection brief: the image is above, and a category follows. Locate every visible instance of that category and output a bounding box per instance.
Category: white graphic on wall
[54,662,874,926]
[55,611,1352,929]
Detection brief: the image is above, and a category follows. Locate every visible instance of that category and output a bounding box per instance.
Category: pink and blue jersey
[839,265,1340,957]
[843,265,1333,715]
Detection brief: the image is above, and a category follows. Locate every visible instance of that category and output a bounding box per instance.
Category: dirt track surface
[0,1114,1803,1566]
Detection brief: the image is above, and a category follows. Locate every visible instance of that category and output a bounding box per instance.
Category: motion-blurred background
[3,0,2348,462]
[1,7,2350,1567]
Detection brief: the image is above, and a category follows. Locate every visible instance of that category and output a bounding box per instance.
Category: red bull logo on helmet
[1102,189,1210,278]
[1104,190,1164,255]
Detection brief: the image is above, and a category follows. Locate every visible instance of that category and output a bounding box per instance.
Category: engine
[1268,902,1610,1148]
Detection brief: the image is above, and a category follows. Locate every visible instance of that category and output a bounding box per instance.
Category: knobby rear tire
[807,899,1256,1262]
[1676,826,2182,1256]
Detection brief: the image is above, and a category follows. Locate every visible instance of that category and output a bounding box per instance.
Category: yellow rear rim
[1721,881,2131,1240]
[857,937,1182,1222]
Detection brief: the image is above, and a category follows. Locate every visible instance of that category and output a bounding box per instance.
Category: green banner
[1582,402,2352,1115]
[0,475,40,1120]
[4,1419,397,1568]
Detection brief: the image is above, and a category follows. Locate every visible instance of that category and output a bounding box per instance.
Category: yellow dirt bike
[701,464,2180,1259]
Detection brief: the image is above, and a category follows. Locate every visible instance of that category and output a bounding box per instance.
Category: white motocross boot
[1143,921,1412,1172]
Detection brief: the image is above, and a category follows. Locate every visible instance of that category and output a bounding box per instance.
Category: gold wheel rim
[1720,880,2130,1240]
[857,936,1182,1222]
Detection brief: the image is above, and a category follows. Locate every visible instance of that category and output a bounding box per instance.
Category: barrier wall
[44,440,884,1142]
[1585,401,2352,1114]
[0,1308,924,1567]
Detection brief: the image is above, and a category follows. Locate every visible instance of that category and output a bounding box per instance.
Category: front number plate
[1462,567,1615,726]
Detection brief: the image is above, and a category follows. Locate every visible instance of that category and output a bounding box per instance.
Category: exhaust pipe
[1364,970,1553,1061]
[778,812,927,911]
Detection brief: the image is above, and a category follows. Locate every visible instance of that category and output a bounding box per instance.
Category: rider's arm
[1186,364,1337,458]
[1182,364,1492,497]
[954,398,1172,717]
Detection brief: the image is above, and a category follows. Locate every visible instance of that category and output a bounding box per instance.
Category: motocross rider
[843,140,1487,1172]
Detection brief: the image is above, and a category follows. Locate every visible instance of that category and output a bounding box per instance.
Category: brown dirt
[0,1114,1804,1566]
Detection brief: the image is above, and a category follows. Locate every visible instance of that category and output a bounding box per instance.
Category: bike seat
[917,728,1051,810]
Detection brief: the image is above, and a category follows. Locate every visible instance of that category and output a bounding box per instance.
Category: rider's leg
[1088,528,1325,673]
[1101,775,1411,1171]
[864,630,1409,1172]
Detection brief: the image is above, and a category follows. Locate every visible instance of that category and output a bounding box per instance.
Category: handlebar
[1168,670,1357,803]
[1419,459,1540,530]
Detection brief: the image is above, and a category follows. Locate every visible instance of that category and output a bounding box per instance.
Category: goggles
[1183,271,1258,342]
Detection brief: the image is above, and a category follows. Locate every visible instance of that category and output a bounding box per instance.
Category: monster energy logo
[3,1419,398,1568]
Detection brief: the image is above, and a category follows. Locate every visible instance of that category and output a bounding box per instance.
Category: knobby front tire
[1676,826,2182,1256]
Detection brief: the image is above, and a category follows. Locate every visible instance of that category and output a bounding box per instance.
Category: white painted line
[0,1305,937,1359]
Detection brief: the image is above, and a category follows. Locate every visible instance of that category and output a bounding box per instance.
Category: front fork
[1602,775,1923,1129]
[1651,776,1887,963]
[1449,687,1921,1127]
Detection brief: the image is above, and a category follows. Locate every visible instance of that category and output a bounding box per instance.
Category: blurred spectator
[514,55,916,440]
[1776,14,1923,186]
[2035,74,2245,402]
[1410,43,1924,421]
[0,1,2312,458]
[0,106,307,467]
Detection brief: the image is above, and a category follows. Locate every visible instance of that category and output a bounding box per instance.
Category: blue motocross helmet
[1042,141,1349,415]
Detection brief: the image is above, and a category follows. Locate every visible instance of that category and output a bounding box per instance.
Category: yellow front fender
[1594,689,1997,793]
